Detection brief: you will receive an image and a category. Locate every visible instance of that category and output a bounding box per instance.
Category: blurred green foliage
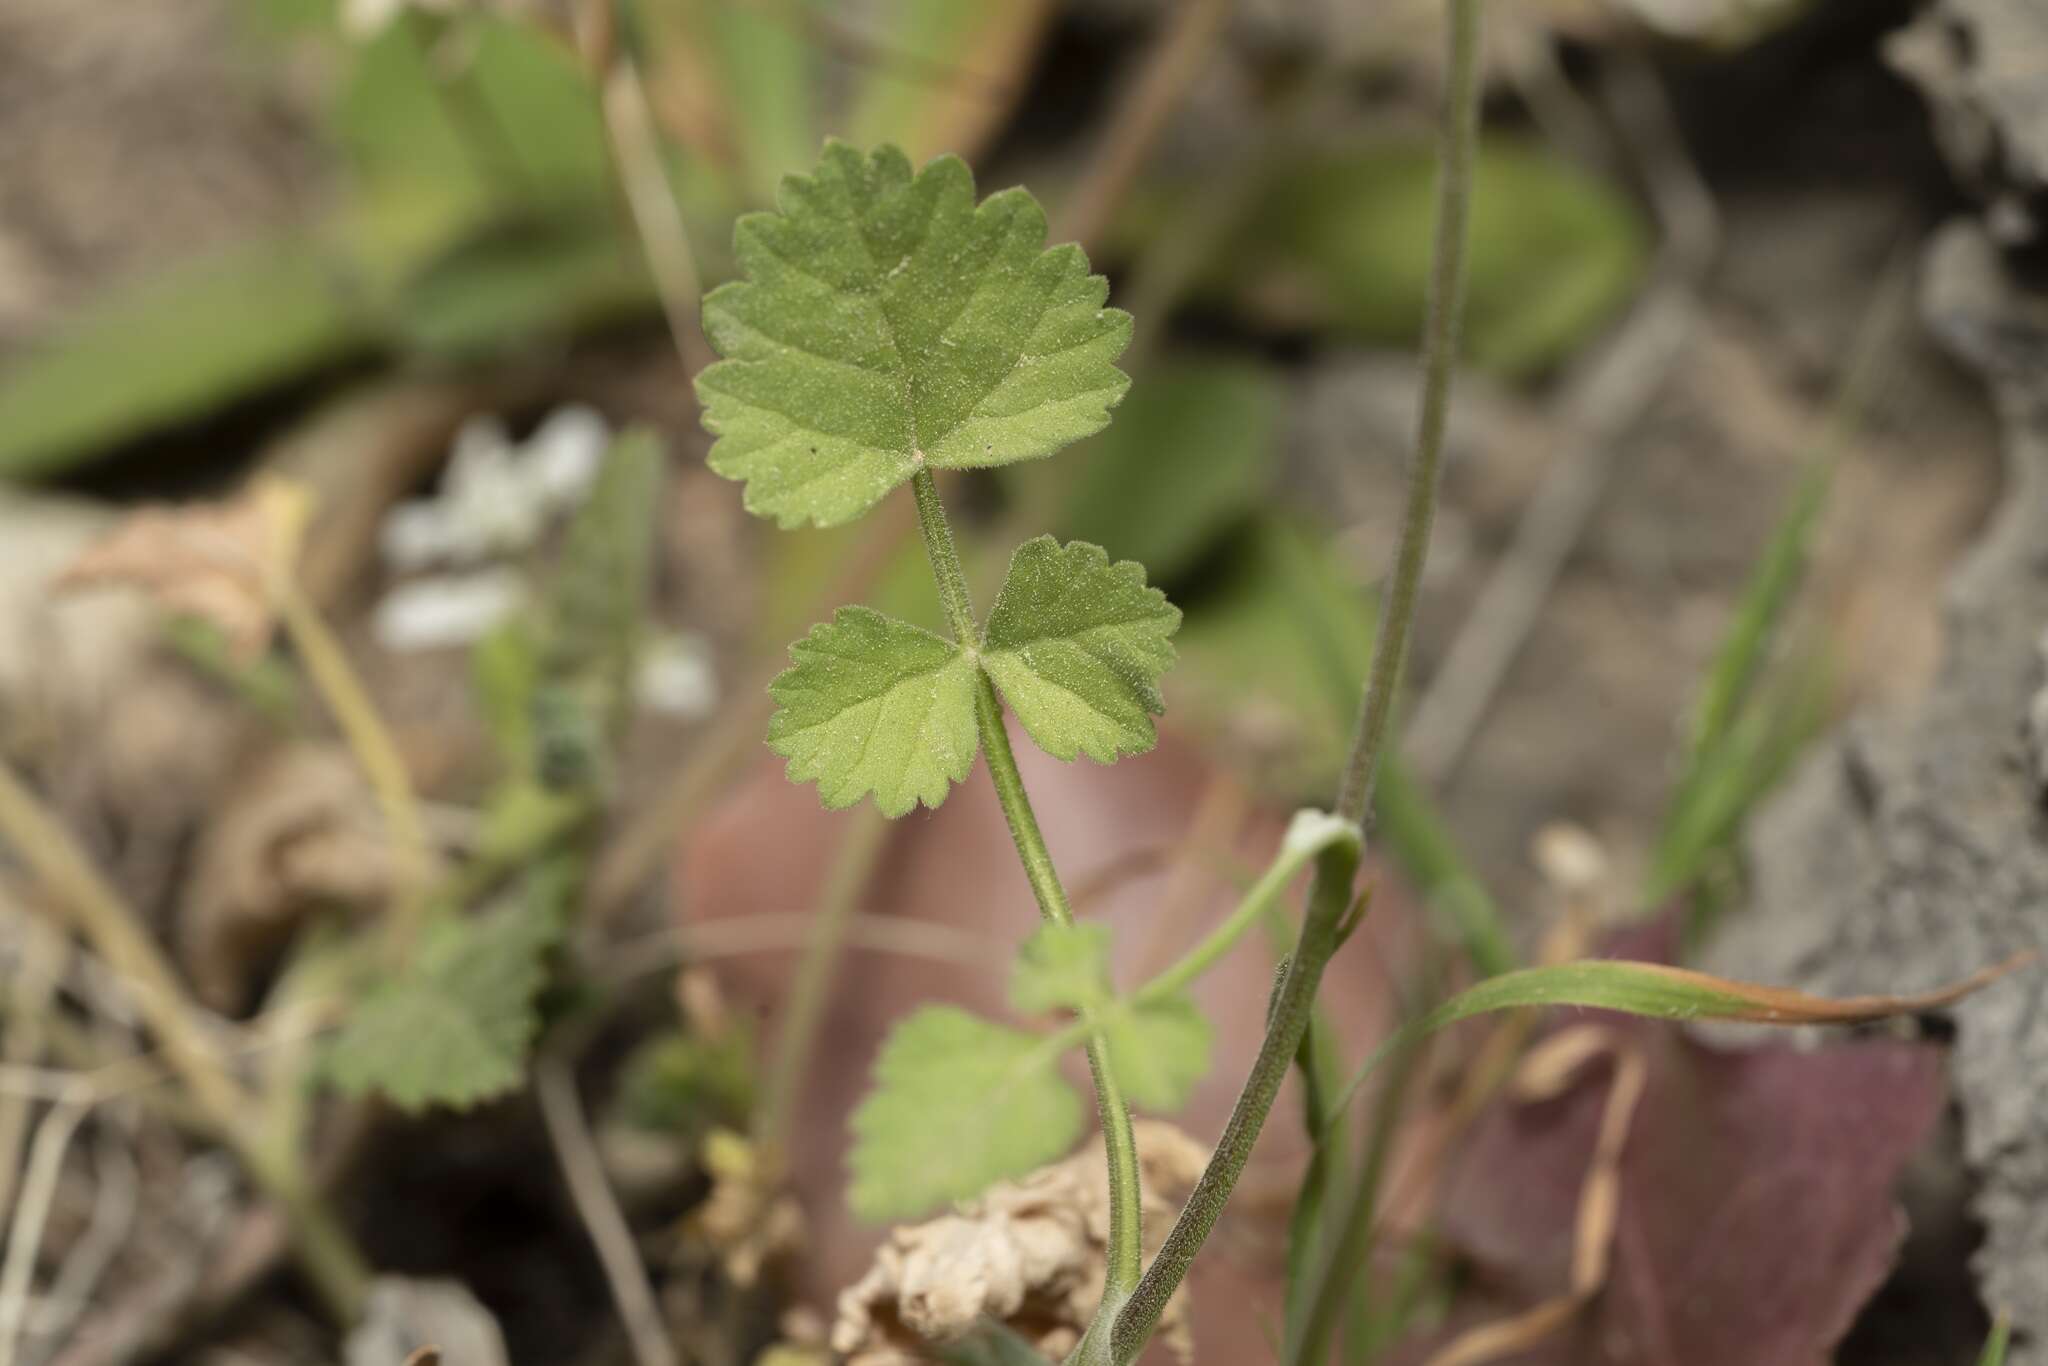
[1117,140,1647,378]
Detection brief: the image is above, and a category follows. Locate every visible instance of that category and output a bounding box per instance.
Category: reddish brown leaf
[1390,1017,1948,1366]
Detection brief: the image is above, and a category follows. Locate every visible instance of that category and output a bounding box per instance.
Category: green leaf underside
[324,891,561,1111]
[981,537,1180,763]
[1009,921,1111,1014]
[1009,923,1211,1112]
[767,606,979,816]
[1104,994,1211,1113]
[696,141,1132,528]
[849,1006,1081,1221]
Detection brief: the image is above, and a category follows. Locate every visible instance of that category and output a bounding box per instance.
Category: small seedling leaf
[1009,921,1112,1014]
[696,141,1131,528]
[767,606,980,816]
[848,1006,1082,1221]
[1103,993,1211,1113]
[980,536,1180,763]
[324,881,565,1111]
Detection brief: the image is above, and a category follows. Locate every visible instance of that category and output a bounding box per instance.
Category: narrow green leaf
[1978,1314,2012,1366]
[1010,921,1112,1014]
[696,141,1132,528]
[1102,994,1210,1113]
[1325,955,2027,1127]
[849,1006,1082,1220]
[768,606,980,816]
[324,881,565,1111]
[980,537,1180,764]
[0,240,373,480]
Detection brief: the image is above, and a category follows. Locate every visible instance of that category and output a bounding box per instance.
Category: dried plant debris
[58,477,310,661]
[1888,0,2048,246]
[178,742,394,1013]
[689,1128,807,1290]
[343,1277,508,1366]
[1707,224,2048,1363]
[832,1121,1206,1365]
[1390,1020,1947,1366]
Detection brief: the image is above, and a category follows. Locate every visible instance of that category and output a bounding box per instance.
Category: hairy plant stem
[1112,0,1486,1357]
[1333,0,1482,829]
[908,466,1143,1299]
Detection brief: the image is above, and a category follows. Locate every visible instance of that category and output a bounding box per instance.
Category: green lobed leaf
[848,1006,1082,1221]
[767,606,980,816]
[1102,994,1210,1113]
[1008,922,1211,1112]
[323,879,565,1111]
[1009,921,1111,1014]
[980,536,1180,764]
[695,141,1132,528]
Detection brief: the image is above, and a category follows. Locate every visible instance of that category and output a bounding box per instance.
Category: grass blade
[1324,953,2032,1125]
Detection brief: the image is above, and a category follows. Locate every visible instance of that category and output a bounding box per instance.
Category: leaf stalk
[908,466,1145,1298]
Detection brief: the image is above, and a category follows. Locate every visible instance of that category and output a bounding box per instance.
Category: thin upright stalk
[907,468,1141,1300]
[273,579,435,929]
[1112,1,1487,1357]
[759,805,891,1146]
[1333,0,1484,829]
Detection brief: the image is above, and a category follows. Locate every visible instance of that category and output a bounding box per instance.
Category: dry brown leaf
[178,742,395,1013]
[58,477,311,661]
[831,1121,1207,1365]
[1423,1025,1648,1366]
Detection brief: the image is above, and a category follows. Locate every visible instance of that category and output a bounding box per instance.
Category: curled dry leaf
[832,1120,1207,1365]
[58,476,311,662]
[178,742,395,1013]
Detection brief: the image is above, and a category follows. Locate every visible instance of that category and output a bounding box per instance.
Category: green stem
[907,469,1142,1299]
[1136,816,1355,1007]
[1284,1010,1429,1365]
[1333,0,1484,827]
[1113,1,1486,1357]
[911,468,979,644]
[760,805,891,1147]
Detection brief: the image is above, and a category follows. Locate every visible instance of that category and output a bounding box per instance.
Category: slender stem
[1285,1010,1430,1365]
[911,468,980,646]
[1333,0,1485,827]
[1114,1,1487,1357]
[907,470,1141,1298]
[973,676,1075,925]
[1112,843,1356,1359]
[759,806,891,1146]
[1135,820,1351,1007]
[273,578,435,929]
[537,1052,680,1366]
